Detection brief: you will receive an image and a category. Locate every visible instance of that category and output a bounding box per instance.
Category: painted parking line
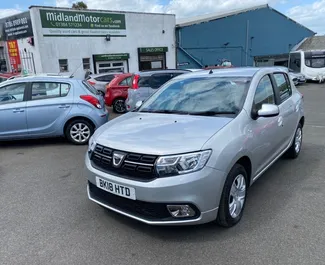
[305,124,325,128]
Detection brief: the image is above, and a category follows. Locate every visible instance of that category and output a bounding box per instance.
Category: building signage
[177,62,190,66]
[139,47,168,53]
[94,53,130,61]
[7,40,21,72]
[40,9,126,37]
[0,11,33,41]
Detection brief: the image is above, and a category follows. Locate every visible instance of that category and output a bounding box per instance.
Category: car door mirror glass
[135,100,143,109]
[257,104,279,117]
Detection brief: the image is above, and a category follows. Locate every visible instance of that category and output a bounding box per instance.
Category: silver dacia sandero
[85,67,304,227]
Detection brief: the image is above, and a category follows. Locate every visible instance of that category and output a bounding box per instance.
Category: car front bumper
[297,77,306,83]
[85,154,225,225]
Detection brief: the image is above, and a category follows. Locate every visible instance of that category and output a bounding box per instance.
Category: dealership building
[0,6,176,78]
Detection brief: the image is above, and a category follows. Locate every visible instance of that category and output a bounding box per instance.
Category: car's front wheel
[216,164,248,228]
[285,123,303,159]
[65,119,94,145]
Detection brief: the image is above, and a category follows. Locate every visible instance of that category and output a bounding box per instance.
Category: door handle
[13,109,24,113]
[59,105,70,109]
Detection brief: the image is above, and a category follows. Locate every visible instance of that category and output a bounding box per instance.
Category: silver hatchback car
[85,67,304,227]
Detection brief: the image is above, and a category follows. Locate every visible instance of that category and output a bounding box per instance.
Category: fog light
[167,205,196,218]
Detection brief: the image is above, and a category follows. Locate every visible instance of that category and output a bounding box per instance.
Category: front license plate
[95,177,136,200]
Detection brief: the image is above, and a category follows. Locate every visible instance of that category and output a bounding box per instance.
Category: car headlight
[88,136,96,154]
[156,150,212,176]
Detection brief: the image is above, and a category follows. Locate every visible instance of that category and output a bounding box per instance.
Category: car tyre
[285,123,303,159]
[65,119,94,145]
[113,98,126,113]
[216,164,248,228]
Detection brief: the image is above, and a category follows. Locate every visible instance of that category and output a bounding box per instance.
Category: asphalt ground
[1,82,325,265]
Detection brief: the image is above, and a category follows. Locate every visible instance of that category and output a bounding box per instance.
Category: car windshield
[138,76,251,116]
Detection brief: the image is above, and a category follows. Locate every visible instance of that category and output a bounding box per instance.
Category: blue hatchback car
[0,75,109,144]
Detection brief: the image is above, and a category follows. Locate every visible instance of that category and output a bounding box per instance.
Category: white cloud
[56,0,323,34]
[56,0,72,8]
[286,0,325,34]
[56,0,285,17]
[0,8,21,19]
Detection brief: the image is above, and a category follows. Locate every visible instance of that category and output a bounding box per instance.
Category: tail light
[88,80,96,86]
[132,74,140,89]
[80,95,102,109]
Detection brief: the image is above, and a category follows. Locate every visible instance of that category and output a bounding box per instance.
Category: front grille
[88,181,172,221]
[90,144,158,181]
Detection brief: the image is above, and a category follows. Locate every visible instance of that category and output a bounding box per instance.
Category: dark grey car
[125,69,189,111]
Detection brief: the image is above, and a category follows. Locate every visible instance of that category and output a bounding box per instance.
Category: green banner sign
[94,53,130,61]
[40,9,126,37]
[139,47,168,53]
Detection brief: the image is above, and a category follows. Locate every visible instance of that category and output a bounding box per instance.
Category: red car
[104,73,132,113]
[0,72,21,83]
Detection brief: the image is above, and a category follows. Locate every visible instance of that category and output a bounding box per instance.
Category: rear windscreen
[82,80,98,95]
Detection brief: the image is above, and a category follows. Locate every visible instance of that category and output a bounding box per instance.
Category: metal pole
[245,20,249,66]
[31,52,36,74]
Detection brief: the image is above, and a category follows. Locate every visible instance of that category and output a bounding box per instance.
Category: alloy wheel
[295,127,302,154]
[228,174,246,218]
[70,123,91,143]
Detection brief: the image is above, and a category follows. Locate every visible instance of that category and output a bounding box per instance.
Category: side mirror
[135,100,143,109]
[257,104,279,118]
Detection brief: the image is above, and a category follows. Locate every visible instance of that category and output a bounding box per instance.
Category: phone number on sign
[5,17,28,28]
[52,22,83,28]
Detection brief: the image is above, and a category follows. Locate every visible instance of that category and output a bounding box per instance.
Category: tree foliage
[72,1,88,9]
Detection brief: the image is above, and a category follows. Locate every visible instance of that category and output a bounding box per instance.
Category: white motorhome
[289,50,325,82]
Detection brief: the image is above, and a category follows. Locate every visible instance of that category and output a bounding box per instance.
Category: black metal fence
[0,49,35,74]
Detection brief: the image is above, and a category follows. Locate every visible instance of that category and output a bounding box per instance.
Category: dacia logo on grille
[112,152,126,168]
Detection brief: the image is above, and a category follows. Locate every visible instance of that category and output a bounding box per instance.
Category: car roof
[0,75,81,86]
[0,72,21,78]
[112,73,132,78]
[133,69,190,76]
[89,72,123,78]
[172,67,288,80]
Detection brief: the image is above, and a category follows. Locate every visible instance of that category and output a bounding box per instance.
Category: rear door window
[138,77,150,87]
[95,75,114,82]
[120,77,131,86]
[149,73,174,89]
[31,82,71,100]
[273,73,292,103]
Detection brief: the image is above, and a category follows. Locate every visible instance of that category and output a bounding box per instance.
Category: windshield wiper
[189,111,238,116]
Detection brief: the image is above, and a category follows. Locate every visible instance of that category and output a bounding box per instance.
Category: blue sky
[1,0,324,34]
[1,0,315,13]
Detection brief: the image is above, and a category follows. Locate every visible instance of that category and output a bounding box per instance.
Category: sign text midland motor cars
[39,9,126,37]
